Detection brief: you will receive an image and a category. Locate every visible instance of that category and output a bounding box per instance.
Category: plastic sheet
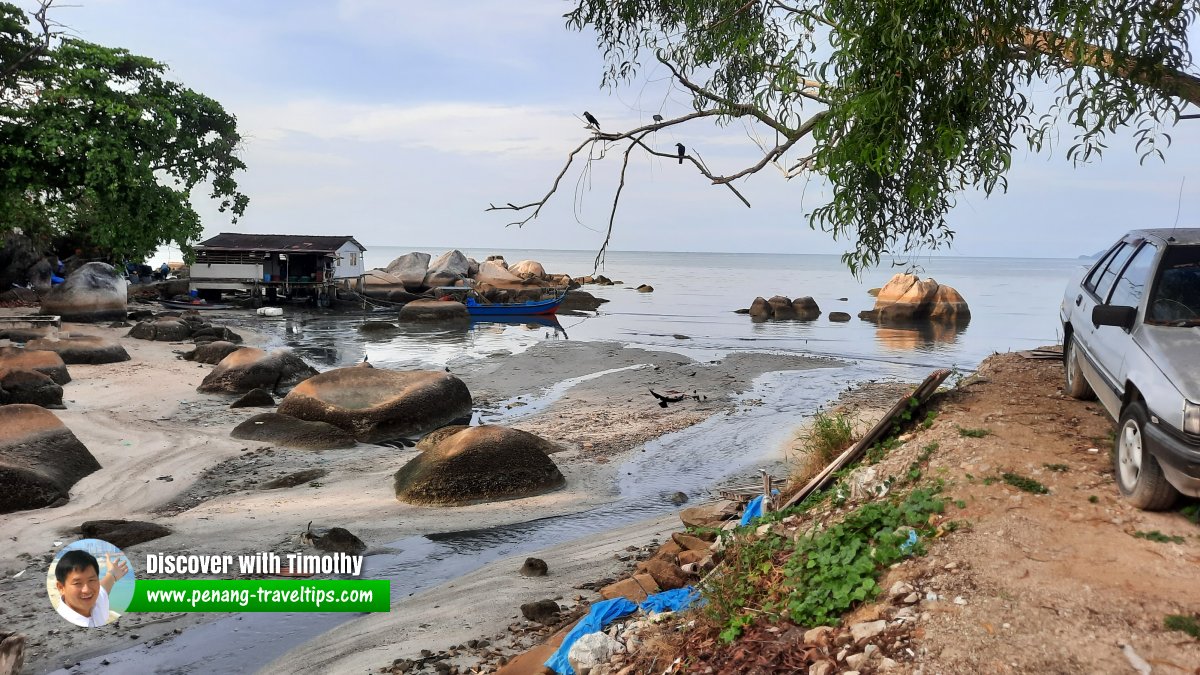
[544,597,637,675]
[739,495,765,526]
[640,587,701,613]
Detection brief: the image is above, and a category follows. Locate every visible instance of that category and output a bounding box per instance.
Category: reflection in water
[871,316,970,352]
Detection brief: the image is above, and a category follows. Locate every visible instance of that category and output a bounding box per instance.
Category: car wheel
[1064,334,1096,400]
[1114,401,1179,511]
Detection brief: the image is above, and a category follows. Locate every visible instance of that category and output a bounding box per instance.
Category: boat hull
[464,297,562,316]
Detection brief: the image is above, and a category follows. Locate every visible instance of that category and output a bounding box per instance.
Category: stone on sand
[278,367,472,443]
[0,405,100,514]
[394,425,565,506]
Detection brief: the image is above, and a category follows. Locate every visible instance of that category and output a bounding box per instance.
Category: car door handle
[1075,294,1082,306]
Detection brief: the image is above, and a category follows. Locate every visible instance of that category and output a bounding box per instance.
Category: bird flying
[583,111,600,128]
[649,388,686,408]
[675,143,685,164]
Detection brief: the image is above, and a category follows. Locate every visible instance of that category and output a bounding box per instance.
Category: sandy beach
[0,308,852,674]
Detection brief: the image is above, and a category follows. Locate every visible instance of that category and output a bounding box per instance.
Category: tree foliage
[499,0,1200,272]
[0,1,247,262]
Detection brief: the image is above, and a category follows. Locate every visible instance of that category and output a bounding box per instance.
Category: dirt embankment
[564,353,1200,674]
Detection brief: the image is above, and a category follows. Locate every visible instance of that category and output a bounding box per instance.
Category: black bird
[649,388,686,408]
[583,111,600,128]
[362,354,368,362]
[675,143,685,164]
[652,114,663,123]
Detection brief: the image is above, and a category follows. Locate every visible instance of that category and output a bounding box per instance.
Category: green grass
[1180,504,1200,526]
[1088,495,1099,504]
[801,410,856,465]
[1164,614,1200,639]
[957,426,992,438]
[1043,463,1069,472]
[1133,530,1184,544]
[1001,472,1049,494]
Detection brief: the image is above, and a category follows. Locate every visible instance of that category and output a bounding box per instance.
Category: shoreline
[0,308,882,674]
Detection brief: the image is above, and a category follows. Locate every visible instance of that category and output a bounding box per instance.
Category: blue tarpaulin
[545,597,637,675]
[640,587,701,613]
[739,495,765,526]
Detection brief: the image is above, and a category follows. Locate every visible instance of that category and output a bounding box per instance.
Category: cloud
[237,99,591,157]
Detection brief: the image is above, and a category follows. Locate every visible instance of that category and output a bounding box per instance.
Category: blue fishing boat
[463,294,563,316]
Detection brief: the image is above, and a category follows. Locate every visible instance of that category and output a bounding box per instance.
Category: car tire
[1114,401,1179,511]
[1064,334,1096,400]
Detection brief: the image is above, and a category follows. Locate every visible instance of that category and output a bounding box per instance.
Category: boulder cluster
[748,295,822,322]
[127,311,243,344]
[742,274,970,329]
[363,250,573,305]
[196,352,569,506]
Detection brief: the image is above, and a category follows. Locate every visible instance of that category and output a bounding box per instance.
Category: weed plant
[800,411,855,466]
[1001,472,1049,494]
[1164,614,1200,639]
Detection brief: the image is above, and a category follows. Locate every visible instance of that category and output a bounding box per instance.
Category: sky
[29,0,1200,261]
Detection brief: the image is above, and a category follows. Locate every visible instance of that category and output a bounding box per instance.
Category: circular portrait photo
[46,539,135,628]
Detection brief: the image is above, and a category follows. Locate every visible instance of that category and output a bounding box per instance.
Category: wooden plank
[778,368,951,511]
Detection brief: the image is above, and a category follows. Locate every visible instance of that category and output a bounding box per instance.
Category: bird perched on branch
[583,111,600,129]
[652,114,663,123]
[676,143,685,164]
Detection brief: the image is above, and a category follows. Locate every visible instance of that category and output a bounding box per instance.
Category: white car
[1060,228,1200,510]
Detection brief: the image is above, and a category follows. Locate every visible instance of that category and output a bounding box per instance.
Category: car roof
[1127,228,1200,245]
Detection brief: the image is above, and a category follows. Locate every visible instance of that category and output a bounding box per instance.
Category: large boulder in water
[394,425,565,505]
[0,370,63,408]
[859,274,971,325]
[0,347,70,385]
[39,262,127,322]
[230,413,357,449]
[560,290,608,313]
[25,335,130,364]
[277,367,472,443]
[474,261,526,288]
[424,249,470,288]
[197,348,318,394]
[0,405,100,514]
[384,252,432,290]
[398,299,469,323]
[508,260,546,279]
[749,296,772,321]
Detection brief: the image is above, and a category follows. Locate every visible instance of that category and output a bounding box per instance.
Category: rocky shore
[0,301,851,675]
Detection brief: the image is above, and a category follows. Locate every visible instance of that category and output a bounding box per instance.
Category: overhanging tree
[493,0,1200,272]
[0,0,248,264]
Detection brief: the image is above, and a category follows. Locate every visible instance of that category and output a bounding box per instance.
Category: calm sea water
[272,247,1086,372]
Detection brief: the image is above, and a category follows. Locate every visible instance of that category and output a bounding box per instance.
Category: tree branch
[1009,26,1200,107]
[0,0,56,82]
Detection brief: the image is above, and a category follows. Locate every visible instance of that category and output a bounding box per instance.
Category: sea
[268,247,1086,374]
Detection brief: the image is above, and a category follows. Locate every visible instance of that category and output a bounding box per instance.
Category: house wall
[190,262,263,280]
[334,241,366,279]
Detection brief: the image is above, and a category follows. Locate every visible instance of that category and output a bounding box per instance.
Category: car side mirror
[1092,304,1136,330]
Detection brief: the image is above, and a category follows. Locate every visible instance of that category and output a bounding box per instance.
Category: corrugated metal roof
[196,233,367,253]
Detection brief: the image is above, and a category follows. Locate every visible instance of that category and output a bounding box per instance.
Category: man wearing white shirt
[53,550,128,628]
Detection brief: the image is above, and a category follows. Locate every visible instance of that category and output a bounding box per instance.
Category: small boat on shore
[463,294,563,316]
